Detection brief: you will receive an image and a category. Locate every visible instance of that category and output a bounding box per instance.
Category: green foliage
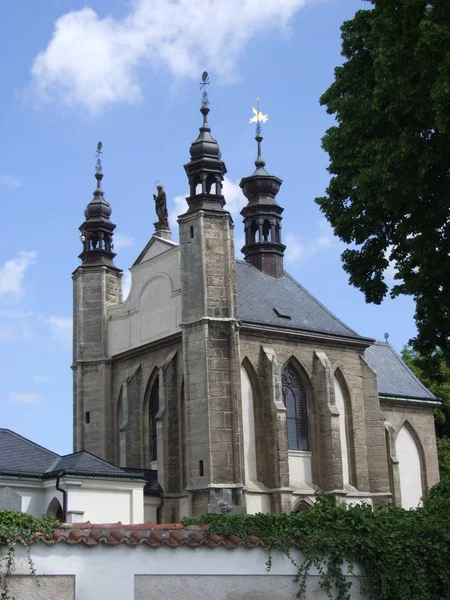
[0,510,59,600]
[184,486,450,600]
[316,0,450,357]
[401,345,450,475]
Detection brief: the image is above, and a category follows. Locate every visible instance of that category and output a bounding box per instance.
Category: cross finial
[95,141,103,174]
[249,96,268,136]
[199,71,210,107]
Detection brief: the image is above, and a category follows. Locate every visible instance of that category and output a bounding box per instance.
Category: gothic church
[73,99,439,521]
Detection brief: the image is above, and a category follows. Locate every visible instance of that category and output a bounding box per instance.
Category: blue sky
[0,0,416,455]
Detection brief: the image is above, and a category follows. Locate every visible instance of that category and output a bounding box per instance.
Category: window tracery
[282,364,309,451]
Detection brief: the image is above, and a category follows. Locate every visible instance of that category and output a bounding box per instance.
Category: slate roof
[0,429,152,487]
[364,342,437,401]
[236,261,367,340]
[45,451,133,477]
[0,429,58,475]
[35,522,269,549]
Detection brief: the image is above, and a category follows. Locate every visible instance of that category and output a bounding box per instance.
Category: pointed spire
[78,142,118,268]
[183,73,227,213]
[240,101,285,278]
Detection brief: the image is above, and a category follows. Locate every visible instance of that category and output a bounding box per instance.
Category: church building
[72,96,440,522]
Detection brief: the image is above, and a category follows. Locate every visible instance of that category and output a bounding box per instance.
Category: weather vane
[249,96,268,136]
[384,332,390,342]
[199,71,210,107]
[95,141,103,173]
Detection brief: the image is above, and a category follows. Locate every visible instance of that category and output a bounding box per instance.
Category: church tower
[72,154,122,460]
[240,131,285,277]
[179,97,245,515]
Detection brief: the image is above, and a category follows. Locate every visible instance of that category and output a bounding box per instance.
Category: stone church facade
[72,101,440,522]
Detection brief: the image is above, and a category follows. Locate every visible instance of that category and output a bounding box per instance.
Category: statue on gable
[153,182,169,230]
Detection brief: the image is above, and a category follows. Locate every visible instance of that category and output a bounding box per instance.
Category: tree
[316,0,450,356]
[401,345,450,476]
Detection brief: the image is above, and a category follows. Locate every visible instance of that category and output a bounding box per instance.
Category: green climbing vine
[183,478,450,600]
[0,510,59,600]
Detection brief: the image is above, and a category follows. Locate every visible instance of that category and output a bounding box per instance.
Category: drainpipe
[55,474,68,522]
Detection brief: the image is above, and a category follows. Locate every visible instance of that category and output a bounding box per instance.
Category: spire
[78,142,118,268]
[240,101,285,278]
[183,72,227,213]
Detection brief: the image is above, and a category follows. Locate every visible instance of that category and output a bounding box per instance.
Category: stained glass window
[282,364,309,451]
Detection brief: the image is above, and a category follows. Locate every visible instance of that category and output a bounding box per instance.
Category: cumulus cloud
[169,176,246,231]
[114,233,134,250]
[0,251,37,296]
[10,392,42,404]
[122,271,132,301]
[284,219,335,266]
[30,0,314,113]
[46,316,72,346]
[0,174,23,188]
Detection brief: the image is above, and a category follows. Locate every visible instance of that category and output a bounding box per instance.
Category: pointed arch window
[282,364,309,451]
[150,376,159,461]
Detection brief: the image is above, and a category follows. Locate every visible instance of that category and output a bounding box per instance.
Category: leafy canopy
[316,0,450,356]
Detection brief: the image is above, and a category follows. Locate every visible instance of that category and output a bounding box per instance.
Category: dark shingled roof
[236,261,365,339]
[364,342,437,401]
[0,429,150,485]
[0,429,58,475]
[46,451,131,477]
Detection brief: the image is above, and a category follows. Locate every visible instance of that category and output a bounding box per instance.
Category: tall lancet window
[282,364,309,451]
[150,377,160,462]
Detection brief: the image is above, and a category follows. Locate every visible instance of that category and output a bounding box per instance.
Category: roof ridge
[57,450,128,471]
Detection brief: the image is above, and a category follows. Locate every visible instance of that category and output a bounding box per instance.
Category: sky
[0,0,417,455]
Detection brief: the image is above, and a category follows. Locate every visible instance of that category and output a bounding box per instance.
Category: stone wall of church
[239,331,391,508]
[380,399,439,507]
[110,338,184,495]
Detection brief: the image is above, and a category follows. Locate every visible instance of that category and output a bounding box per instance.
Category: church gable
[107,242,181,356]
[133,236,179,266]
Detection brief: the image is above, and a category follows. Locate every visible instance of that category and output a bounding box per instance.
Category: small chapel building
[72,99,440,522]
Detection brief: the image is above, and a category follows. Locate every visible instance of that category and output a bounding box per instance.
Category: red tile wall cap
[31,522,271,550]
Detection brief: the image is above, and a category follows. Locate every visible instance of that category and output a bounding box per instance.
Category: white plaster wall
[334,378,350,487]
[68,487,142,524]
[14,543,366,600]
[143,496,160,523]
[0,480,57,518]
[240,365,258,484]
[246,493,271,515]
[396,426,423,509]
[108,240,181,356]
[288,451,313,489]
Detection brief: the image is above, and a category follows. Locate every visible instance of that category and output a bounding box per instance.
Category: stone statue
[153,184,169,230]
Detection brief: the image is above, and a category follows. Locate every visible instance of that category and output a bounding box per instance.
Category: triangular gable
[133,235,178,267]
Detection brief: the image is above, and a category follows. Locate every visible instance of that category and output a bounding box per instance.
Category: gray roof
[0,429,141,480]
[0,429,58,475]
[47,452,130,477]
[364,342,437,401]
[236,261,365,339]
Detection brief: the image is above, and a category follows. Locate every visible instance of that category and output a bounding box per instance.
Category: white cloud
[114,233,134,250]
[122,271,132,301]
[46,316,72,346]
[168,176,246,231]
[0,251,37,296]
[0,174,23,188]
[10,392,42,404]
[284,219,335,266]
[30,0,314,113]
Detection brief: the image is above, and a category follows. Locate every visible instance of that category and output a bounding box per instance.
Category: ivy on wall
[0,510,58,600]
[184,479,450,600]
